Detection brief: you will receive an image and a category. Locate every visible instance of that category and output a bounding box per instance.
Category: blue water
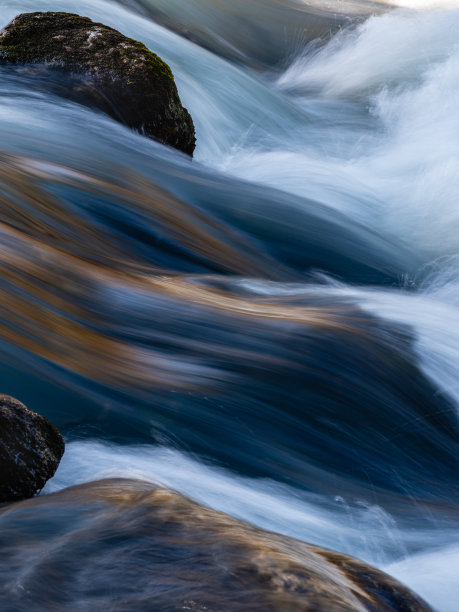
[0,1,458,609]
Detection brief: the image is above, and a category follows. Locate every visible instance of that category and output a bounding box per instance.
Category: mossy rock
[0,12,196,155]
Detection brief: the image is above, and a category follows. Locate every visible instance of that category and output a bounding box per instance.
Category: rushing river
[0,0,458,610]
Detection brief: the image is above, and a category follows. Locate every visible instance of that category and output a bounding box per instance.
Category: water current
[0,1,458,610]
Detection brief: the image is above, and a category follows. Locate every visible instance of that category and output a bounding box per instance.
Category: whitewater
[0,1,457,610]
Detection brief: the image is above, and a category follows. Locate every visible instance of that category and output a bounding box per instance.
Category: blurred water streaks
[0,173,455,502]
[116,0,388,70]
[0,1,456,610]
[0,152,275,276]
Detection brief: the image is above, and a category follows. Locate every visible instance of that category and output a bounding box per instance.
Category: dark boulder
[0,12,196,155]
[0,395,64,502]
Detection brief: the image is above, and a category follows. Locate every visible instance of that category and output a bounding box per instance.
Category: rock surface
[0,477,432,611]
[0,395,64,502]
[0,12,196,155]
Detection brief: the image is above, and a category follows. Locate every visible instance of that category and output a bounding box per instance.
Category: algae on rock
[0,12,196,155]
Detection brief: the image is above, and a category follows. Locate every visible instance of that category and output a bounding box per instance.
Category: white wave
[43,440,436,562]
[278,9,459,97]
[212,8,459,264]
[385,544,459,612]
[339,275,459,411]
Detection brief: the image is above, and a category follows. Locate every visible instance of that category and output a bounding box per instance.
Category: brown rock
[0,477,432,611]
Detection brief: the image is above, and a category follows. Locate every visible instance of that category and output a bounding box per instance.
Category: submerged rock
[0,12,196,155]
[0,395,64,502]
[0,478,432,611]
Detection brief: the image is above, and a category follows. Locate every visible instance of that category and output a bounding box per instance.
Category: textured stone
[0,12,196,155]
[0,395,64,502]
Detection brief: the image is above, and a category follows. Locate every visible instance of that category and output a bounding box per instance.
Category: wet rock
[0,12,196,155]
[0,395,64,502]
[0,478,432,611]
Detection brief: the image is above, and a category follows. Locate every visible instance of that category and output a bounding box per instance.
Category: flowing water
[0,0,458,610]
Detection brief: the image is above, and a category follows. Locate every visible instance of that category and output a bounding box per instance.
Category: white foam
[385,544,459,612]
[214,8,459,263]
[278,9,459,97]
[44,440,415,565]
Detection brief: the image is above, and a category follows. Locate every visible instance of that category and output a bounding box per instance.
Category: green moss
[0,11,196,155]
[131,39,174,81]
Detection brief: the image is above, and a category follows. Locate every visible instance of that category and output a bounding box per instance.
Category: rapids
[0,0,457,610]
